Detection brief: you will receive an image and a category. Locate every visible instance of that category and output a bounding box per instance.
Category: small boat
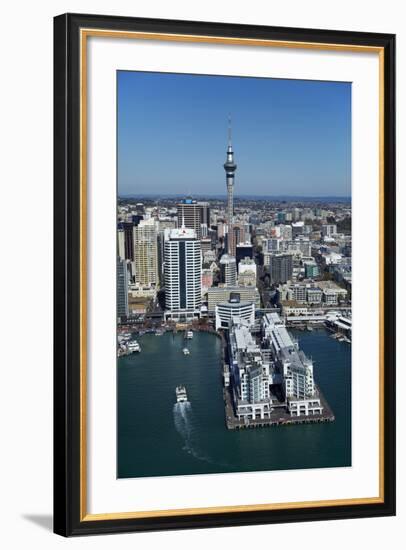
[182,347,190,355]
[307,325,313,332]
[175,385,188,403]
[186,330,193,339]
[128,340,141,353]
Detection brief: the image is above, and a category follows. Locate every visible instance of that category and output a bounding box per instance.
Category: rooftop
[169,227,197,240]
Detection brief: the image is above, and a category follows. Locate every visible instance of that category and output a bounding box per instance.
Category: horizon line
[118,193,351,200]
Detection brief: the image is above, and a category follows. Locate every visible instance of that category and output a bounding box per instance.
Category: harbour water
[117,329,351,478]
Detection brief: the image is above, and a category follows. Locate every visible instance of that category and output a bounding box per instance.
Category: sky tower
[224,117,237,255]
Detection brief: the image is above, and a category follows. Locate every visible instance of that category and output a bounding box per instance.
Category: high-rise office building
[135,203,145,215]
[236,243,253,267]
[164,225,202,319]
[292,221,305,238]
[231,222,248,254]
[118,221,134,261]
[176,199,211,239]
[220,254,237,286]
[177,199,202,239]
[131,214,143,226]
[117,228,125,260]
[117,258,129,320]
[199,202,211,238]
[200,238,212,256]
[269,254,293,284]
[133,219,159,287]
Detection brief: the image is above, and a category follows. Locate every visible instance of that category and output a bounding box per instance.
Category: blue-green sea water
[117,329,351,478]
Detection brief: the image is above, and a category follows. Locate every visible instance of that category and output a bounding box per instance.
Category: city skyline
[117,70,352,476]
[118,71,351,198]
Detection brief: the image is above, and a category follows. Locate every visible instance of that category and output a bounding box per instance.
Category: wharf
[224,387,335,430]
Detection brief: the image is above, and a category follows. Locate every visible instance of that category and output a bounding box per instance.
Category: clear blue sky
[117,71,351,197]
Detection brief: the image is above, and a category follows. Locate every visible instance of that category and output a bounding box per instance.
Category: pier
[224,386,335,430]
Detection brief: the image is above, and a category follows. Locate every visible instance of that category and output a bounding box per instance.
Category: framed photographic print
[54,13,396,536]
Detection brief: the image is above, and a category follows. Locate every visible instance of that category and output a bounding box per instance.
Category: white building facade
[164,226,202,320]
[215,299,255,330]
[220,253,237,286]
[263,313,323,417]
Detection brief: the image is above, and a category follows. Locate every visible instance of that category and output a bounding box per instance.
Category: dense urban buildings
[117,129,351,428]
[226,313,323,422]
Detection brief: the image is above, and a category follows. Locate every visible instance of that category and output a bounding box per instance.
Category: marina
[117,329,351,479]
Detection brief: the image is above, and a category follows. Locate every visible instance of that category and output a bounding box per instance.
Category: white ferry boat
[128,340,141,353]
[175,385,188,403]
[182,347,190,355]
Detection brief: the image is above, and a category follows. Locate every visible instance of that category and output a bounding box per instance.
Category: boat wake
[173,402,217,465]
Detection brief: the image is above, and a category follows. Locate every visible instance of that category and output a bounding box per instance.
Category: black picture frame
[54,12,396,536]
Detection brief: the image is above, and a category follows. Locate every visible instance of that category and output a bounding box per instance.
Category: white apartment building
[228,321,272,421]
[263,313,323,417]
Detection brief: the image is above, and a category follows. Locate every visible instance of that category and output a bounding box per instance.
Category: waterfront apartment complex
[263,313,323,416]
[226,312,324,424]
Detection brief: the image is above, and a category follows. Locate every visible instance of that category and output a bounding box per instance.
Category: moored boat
[128,340,141,353]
